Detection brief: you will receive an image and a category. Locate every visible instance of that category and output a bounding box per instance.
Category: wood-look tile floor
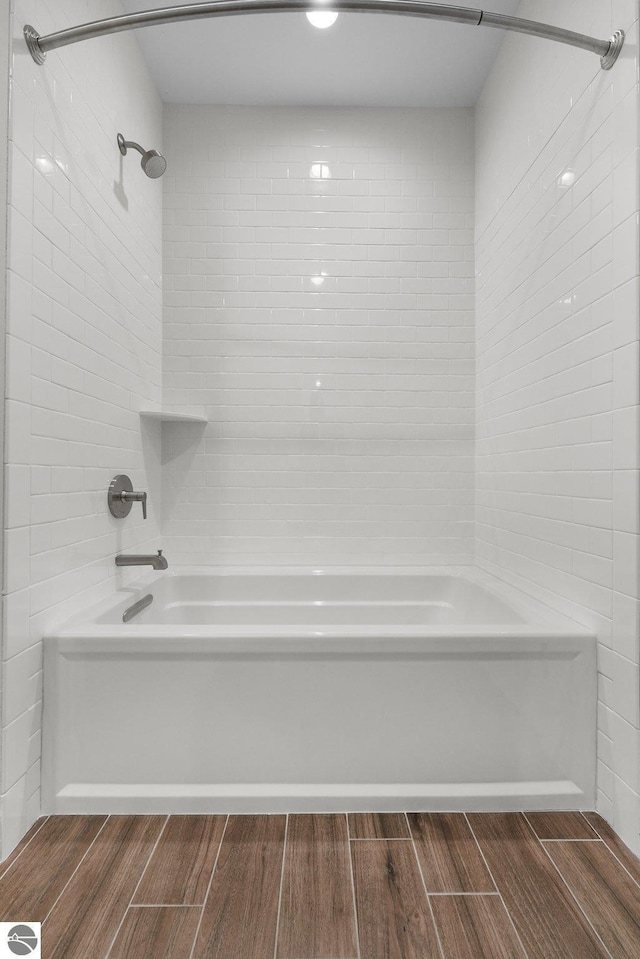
[0,812,639,958]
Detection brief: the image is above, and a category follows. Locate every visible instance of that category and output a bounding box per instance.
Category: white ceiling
[120,0,522,107]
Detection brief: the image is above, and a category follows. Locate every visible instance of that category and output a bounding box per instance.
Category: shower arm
[24,0,625,71]
[117,135,146,158]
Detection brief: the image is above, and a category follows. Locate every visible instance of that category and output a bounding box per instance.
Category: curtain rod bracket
[601,30,625,70]
[24,24,46,64]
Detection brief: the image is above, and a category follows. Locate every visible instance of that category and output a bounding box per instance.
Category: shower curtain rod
[24,1,625,70]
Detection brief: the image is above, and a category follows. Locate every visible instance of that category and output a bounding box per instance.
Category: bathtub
[42,567,596,815]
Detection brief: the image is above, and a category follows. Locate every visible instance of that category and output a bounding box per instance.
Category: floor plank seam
[0,817,50,883]
[579,813,602,839]
[538,849,616,959]
[129,902,205,908]
[345,813,362,959]
[404,811,446,959]
[523,816,616,959]
[188,814,229,959]
[464,813,532,959]
[580,813,601,834]
[103,814,170,959]
[580,815,640,893]
[427,891,501,897]
[349,836,413,841]
[42,815,111,927]
[272,813,289,959]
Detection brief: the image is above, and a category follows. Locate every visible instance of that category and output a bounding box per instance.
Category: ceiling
[120,0,522,107]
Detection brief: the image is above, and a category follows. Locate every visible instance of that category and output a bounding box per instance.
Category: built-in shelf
[139,410,208,424]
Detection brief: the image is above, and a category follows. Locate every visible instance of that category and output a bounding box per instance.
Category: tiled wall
[0,1,9,772]
[162,106,475,566]
[476,0,640,853]
[1,1,163,857]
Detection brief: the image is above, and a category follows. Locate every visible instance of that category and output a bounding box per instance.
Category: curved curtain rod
[24,1,624,70]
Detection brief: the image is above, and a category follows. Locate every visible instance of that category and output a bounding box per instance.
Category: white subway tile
[613,343,640,409]
[2,704,41,792]
[163,103,474,567]
[613,590,640,664]
[612,652,640,728]
[477,1,640,831]
[2,0,164,854]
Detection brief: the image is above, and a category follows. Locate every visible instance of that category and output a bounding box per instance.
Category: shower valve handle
[120,490,147,520]
[108,475,148,520]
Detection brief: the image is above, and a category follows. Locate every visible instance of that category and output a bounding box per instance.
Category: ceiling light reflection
[306,9,339,28]
[35,156,55,176]
[310,162,331,179]
[558,169,576,188]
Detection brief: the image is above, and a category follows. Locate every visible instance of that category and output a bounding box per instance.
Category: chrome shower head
[141,149,167,179]
[117,133,167,178]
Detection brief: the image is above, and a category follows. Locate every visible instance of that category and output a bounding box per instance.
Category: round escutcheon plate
[108,474,134,518]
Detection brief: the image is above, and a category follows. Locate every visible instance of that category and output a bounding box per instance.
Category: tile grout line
[575,813,601,839]
[103,815,170,959]
[580,813,640,892]
[187,814,229,959]
[521,812,616,959]
[345,813,361,959]
[0,816,50,882]
[540,831,640,922]
[349,836,413,841]
[272,813,289,959]
[428,891,501,897]
[128,903,204,908]
[404,812,446,959]
[42,815,111,926]
[464,813,531,959]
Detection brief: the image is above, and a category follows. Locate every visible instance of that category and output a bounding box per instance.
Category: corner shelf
[139,409,208,424]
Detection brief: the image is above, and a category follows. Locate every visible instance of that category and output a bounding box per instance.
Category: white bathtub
[43,567,596,815]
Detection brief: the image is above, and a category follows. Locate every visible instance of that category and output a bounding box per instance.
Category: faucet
[115,550,168,570]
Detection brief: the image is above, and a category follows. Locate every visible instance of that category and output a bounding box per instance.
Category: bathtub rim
[46,564,596,641]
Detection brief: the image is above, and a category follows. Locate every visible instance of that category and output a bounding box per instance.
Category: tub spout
[115,550,168,570]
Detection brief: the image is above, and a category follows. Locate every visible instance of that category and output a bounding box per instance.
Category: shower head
[117,133,167,178]
[141,149,167,178]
